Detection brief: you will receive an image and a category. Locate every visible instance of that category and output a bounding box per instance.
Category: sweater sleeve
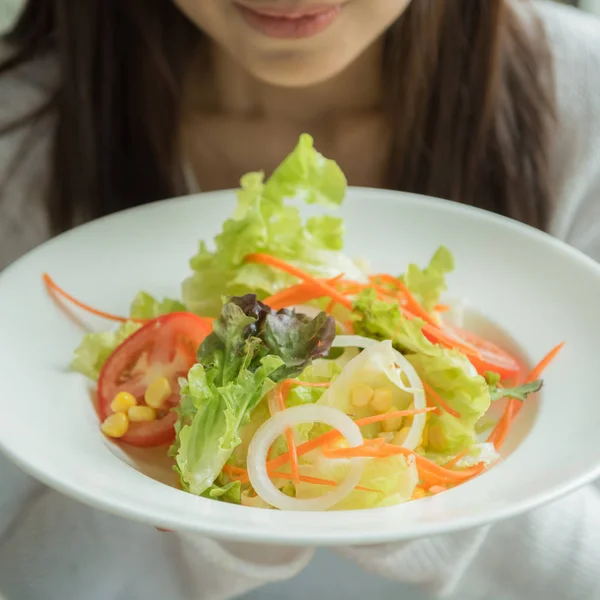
[543,3,600,260]
[0,41,53,272]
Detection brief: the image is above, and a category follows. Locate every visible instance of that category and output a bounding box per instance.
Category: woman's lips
[234,3,342,39]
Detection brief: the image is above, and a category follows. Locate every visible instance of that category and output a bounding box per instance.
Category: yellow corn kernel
[392,426,412,446]
[128,405,156,423]
[101,412,129,438]
[412,487,426,500]
[110,391,137,414]
[381,411,404,433]
[351,383,374,408]
[370,387,393,414]
[421,424,429,448]
[145,377,172,409]
[427,424,446,451]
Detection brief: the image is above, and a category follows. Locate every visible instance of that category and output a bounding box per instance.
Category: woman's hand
[337,485,600,599]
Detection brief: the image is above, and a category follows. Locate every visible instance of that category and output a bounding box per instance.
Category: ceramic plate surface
[0,188,598,545]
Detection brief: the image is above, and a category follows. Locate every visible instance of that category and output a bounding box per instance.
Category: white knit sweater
[1,3,600,600]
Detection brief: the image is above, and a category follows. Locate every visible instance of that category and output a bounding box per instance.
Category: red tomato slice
[443,325,521,381]
[97,312,213,447]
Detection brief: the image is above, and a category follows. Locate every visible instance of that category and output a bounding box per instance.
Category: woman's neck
[181,38,391,192]
[188,37,384,122]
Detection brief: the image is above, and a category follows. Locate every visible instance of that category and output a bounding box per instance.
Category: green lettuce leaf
[129,292,186,319]
[400,246,454,312]
[172,294,335,496]
[201,479,242,504]
[181,134,362,317]
[286,360,342,408]
[70,321,141,381]
[71,292,185,381]
[296,454,418,510]
[352,289,491,454]
[407,351,491,453]
[352,288,432,355]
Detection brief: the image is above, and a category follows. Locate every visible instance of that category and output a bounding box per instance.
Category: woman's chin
[235,50,359,89]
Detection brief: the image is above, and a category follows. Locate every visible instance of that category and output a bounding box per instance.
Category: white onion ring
[331,335,427,450]
[247,404,365,511]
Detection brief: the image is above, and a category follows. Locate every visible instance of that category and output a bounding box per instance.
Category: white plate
[0,188,598,546]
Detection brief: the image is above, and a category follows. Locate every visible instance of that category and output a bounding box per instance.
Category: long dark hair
[0,0,553,234]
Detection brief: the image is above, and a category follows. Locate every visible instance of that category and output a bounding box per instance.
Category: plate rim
[1,186,599,545]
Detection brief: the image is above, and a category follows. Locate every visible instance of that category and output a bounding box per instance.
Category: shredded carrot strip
[222,464,378,494]
[270,471,336,486]
[264,275,344,310]
[414,459,486,483]
[267,431,339,471]
[277,382,300,483]
[245,253,353,309]
[527,342,565,382]
[418,317,480,357]
[321,445,389,459]
[266,407,436,472]
[490,403,516,448]
[444,449,469,469]
[43,273,146,323]
[337,283,371,296]
[258,265,491,367]
[265,284,326,310]
[275,380,331,483]
[422,381,461,418]
[428,485,447,495]
[370,274,439,328]
[321,442,486,485]
[364,437,386,446]
[489,342,565,449]
[267,409,422,470]
[435,304,450,313]
[353,407,436,428]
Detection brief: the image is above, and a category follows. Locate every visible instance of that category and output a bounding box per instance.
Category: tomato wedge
[97,312,213,447]
[442,325,522,381]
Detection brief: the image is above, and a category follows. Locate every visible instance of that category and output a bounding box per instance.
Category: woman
[1,1,599,599]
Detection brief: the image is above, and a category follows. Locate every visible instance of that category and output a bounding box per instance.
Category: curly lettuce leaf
[286,360,342,408]
[181,134,362,317]
[70,321,141,381]
[407,351,491,453]
[264,133,346,208]
[173,294,335,496]
[201,479,242,505]
[129,292,186,319]
[352,289,432,355]
[71,292,185,381]
[352,289,491,454]
[400,246,454,312]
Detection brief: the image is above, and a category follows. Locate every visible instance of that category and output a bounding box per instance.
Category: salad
[44,134,562,511]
